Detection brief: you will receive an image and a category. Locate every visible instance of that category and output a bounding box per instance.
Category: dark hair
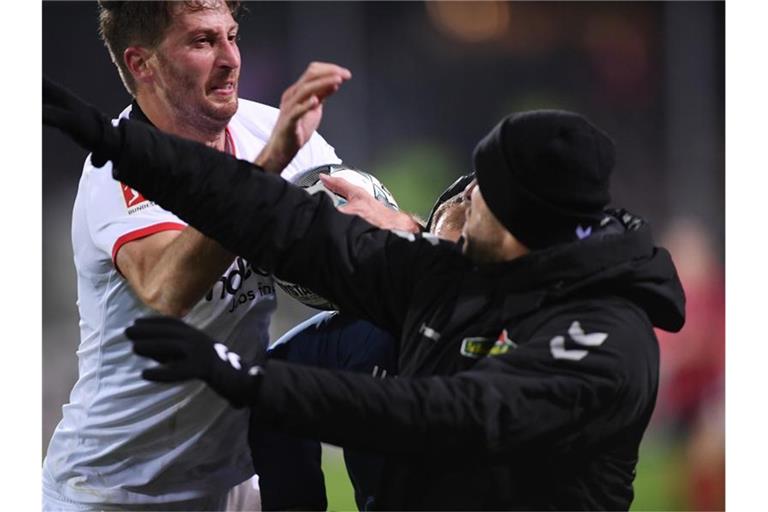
[97,1,242,95]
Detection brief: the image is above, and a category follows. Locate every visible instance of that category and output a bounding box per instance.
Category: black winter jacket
[111,122,685,510]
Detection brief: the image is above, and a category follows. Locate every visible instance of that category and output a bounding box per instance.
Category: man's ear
[124,46,155,87]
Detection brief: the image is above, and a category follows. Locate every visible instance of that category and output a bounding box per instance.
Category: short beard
[167,84,237,136]
[462,236,498,265]
[157,53,238,136]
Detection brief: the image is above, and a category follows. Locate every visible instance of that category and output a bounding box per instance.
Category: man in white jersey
[42,1,349,509]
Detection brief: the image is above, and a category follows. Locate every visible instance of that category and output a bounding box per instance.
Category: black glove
[126,316,263,408]
[43,76,123,167]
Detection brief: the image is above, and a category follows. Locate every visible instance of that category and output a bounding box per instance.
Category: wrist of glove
[43,76,123,168]
[126,316,264,409]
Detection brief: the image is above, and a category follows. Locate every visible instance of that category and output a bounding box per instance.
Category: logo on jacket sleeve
[460,329,517,358]
[549,321,608,361]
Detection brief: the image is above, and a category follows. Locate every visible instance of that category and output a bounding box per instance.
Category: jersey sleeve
[250,304,657,459]
[82,156,186,268]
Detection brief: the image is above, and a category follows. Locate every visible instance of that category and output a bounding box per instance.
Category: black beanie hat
[472,110,615,250]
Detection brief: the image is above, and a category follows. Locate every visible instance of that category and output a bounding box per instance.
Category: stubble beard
[462,233,501,265]
[170,82,238,136]
[160,55,239,136]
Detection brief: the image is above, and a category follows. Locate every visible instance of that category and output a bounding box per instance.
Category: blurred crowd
[650,217,725,510]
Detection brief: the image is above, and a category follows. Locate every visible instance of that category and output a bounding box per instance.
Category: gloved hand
[43,76,123,167]
[126,316,263,408]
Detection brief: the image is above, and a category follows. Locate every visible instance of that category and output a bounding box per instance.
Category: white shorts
[42,476,261,511]
[225,475,261,511]
[41,486,229,511]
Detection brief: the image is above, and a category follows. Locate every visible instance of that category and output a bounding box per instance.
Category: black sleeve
[110,118,447,335]
[249,308,656,459]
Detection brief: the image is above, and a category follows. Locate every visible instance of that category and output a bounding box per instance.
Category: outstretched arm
[46,63,350,317]
[128,314,644,459]
[43,71,437,331]
[121,62,350,314]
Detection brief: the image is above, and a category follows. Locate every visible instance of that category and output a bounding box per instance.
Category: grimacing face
[148,1,241,133]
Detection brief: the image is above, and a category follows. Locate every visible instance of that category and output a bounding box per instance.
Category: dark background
[43,2,725,509]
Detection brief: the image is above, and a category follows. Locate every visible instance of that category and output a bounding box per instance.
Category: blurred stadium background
[43,2,724,510]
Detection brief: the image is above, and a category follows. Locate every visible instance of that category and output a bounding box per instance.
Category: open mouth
[209,82,235,96]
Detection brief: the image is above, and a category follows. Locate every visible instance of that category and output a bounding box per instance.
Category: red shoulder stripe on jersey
[111,222,187,275]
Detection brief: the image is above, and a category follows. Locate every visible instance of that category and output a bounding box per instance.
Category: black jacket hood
[475,209,686,332]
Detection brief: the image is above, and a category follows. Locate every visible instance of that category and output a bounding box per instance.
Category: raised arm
[254,62,350,173]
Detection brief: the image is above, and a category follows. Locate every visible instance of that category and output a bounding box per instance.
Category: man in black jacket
[44,78,685,510]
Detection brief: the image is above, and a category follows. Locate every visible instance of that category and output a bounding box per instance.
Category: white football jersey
[43,99,340,504]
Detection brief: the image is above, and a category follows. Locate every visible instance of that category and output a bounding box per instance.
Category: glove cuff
[210,362,264,409]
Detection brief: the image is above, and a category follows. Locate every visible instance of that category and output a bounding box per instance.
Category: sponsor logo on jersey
[460,329,517,359]
[205,256,275,313]
[120,183,153,214]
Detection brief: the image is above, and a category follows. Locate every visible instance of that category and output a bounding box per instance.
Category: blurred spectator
[655,216,725,510]
[685,382,725,510]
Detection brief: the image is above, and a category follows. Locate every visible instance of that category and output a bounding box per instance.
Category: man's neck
[134,95,228,152]
[465,232,530,265]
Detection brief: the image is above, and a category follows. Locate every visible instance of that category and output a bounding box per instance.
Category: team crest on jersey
[460,329,517,358]
[121,183,153,214]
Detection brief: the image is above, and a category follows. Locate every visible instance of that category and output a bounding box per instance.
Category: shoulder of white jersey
[232,98,280,141]
[234,97,338,152]
[233,97,341,180]
[81,151,114,180]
